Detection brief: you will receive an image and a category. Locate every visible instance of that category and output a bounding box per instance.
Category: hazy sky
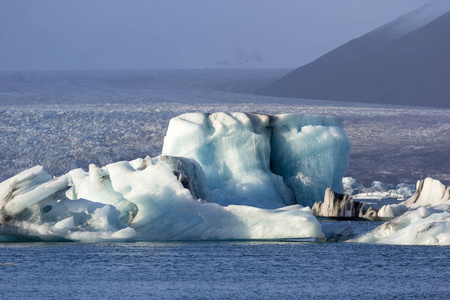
[0,0,431,70]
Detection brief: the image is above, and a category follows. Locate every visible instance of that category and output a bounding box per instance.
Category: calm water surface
[1,241,449,299]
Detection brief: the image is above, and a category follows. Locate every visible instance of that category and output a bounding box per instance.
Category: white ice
[402,177,450,210]
[377,204,408,220]
[350,178,450,245]
[343,177,415,201]
[0,166,136,242]
[376,178,450,219]
[0,159,324,241]
[68,158,324,241]
[349,207,450,246]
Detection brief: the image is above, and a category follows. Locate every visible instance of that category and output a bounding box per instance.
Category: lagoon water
[1,69,450,298]
[1,239,450,299]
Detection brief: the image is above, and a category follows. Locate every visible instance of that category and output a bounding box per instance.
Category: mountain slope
[257,2,450,108]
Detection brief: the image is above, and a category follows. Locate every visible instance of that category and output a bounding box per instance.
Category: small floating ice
[349,207,450,245]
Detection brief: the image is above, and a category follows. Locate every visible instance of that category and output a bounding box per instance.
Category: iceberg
[270,114,350,207]
[0,166,136,242]
[349,207,450,246]
[311,188,378,220]
[343,177,415,200]
[1,112,352,242]
[162,112,350,208]
[376,178,450,219]
[0,161,323,241]
[68,158,324,240]
[402,177,450,210]
[377,204,408,220]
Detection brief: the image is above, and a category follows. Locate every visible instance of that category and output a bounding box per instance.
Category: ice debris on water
[349,207,450,246]
[349,178,450,245]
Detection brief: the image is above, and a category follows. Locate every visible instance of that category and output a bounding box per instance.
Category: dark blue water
[1,241,449,299]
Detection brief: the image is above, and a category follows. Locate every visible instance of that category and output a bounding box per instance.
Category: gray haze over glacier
[257,0,450,108]
[0,0,430,70]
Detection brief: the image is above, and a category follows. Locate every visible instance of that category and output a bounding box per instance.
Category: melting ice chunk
[349,207,450,245]
[0,166,136,242]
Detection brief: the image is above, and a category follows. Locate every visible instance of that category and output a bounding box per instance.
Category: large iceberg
[0,160,323,241]
[162,112,350,208]
[1,112,351,242]
[68,157,324,240]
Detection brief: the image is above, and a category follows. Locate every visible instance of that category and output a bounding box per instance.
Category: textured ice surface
[376,178,450,219]
[158,155,213,203]
[377,204,408,220]
[162,113,293,208]
[312,188,378,220]
[343,177,415,200]
[270,114,350,207]
[162,112,350,207]
[1,160,324,241]
[350,207,450,245]
[69,158,324,240]
[0,166,136,242]
[402,177,450,209]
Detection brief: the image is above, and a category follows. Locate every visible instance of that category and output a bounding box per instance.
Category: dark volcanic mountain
[256,1,450,108]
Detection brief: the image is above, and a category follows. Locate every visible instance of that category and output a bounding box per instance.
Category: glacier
[1,112,351,242]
